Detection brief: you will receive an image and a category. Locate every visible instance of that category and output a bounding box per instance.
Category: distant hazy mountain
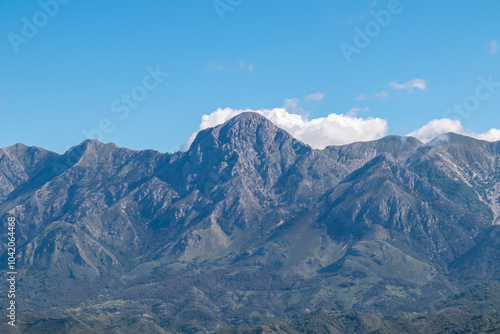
[1,112,499,333]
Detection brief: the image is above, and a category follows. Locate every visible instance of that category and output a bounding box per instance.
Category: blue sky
[1,0,499,153]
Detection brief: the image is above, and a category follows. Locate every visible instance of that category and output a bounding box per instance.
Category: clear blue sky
[1,0,499,153]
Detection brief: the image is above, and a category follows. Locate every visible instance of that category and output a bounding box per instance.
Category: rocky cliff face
[1,112,499,332]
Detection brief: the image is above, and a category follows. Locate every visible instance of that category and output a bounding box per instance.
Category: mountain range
[1,112,500,333]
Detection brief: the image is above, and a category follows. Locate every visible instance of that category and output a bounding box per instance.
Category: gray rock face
[1,113,499,332]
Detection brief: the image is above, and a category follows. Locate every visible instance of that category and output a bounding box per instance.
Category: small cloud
[490,40,499,55]
[207,61,226,72]
[477,128,500,141]
[346,106,370,117]
[408,119,463,142]
[305,92,325,101]
[389,79,427,92]
[408,118,500,143]
[207,60,254,73]
[283,98,306,115]
[374,91,388,99]
[356,91,388,101]
[356,94,368,101]
[283,98,299,109]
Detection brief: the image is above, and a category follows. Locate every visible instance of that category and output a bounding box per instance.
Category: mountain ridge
[1,112,499,333]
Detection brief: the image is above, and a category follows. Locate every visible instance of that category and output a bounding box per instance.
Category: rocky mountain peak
[188,112,309,157]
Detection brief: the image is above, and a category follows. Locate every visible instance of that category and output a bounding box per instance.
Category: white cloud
[283,98,305,115]
[283,98,299,109]
[207,60,253,72]
[184,110,500,152]
[183,106,388,150]
[374,91,389,99]
[305,92,325,101]
[346,106,370,117]
[408,119,463,143]
[390,79,427,92]
[490,40,499,55]
[356,94,368,101]
[356,91,388,101]
[477,128,500,141]
[409,118,500,143]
